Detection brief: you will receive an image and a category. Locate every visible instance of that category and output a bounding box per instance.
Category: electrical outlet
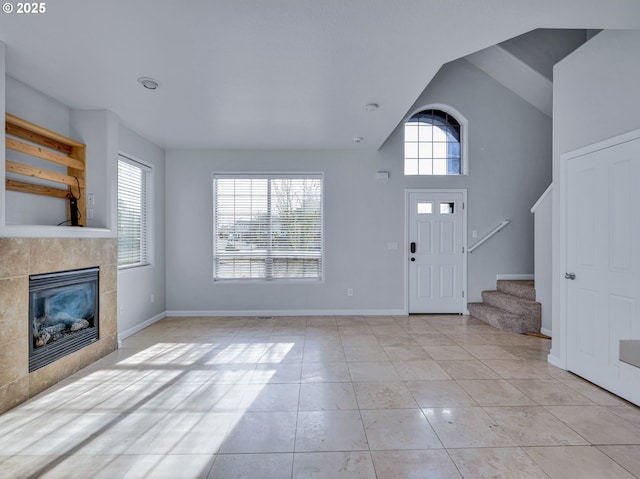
[86,208,94,219]
[87,193,95,207]
[347,288,354,297]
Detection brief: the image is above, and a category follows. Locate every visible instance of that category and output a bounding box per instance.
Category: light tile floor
[2,314,640,478]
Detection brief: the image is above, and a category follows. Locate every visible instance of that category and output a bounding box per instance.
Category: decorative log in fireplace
[29,267,99,372]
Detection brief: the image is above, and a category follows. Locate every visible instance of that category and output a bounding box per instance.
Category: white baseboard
[540,327,552,337]
[496,274,534,281]
[547,353,566,370]
[117,311,167,345]
[165,309,406,318]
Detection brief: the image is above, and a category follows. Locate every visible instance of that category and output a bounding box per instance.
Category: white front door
[566,136,640,405]
[408,190,466,313]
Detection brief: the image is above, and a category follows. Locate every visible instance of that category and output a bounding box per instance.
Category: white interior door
[566,136,640,405]
[408,190,465,313]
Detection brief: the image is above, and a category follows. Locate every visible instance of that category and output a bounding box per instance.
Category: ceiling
[1,1,639,150]
[498,28,592,81]
[464,29,590,117]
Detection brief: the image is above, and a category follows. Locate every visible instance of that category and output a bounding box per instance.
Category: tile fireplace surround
[0,237,117,414]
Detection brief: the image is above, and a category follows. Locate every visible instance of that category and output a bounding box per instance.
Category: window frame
[403,104,468,176]
[212,172,324,283]
[117,154,153,270]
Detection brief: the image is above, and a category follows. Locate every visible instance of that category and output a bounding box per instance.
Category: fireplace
[29,267,99,372]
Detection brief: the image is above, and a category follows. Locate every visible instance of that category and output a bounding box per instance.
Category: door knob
[565,272,576,280]
[410,258,416,262]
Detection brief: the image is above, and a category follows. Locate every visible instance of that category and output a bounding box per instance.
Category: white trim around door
[405,189,468,314]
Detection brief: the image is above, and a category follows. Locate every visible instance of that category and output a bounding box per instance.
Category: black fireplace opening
[29,267,99,372]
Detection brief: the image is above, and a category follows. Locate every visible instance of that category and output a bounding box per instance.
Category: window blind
[213,174,323,280]
[118,156,151,268]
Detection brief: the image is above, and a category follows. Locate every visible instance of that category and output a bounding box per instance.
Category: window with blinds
[213,174,323,280]
[117,155,152,268]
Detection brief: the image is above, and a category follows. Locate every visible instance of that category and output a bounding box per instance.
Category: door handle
[410,242,416,254]
[565,272,576,280]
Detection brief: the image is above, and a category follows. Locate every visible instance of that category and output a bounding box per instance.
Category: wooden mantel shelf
[5,113,86,226]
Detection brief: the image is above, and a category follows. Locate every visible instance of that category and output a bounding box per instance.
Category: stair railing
[468,220,510,253]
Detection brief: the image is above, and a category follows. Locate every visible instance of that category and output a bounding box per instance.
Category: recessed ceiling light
[364,103,379,112]
[137,77,160,90]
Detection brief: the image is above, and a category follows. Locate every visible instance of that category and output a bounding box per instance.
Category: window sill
[0,224,115,239]
[213,278,324,284]
[118,262,152,272]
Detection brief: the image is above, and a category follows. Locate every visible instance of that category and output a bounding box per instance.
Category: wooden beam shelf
[5,113,86,226]
[6,137,85,170]
[5,179,69,199]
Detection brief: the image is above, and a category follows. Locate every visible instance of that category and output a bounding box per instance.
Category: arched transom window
[404,109,461,175]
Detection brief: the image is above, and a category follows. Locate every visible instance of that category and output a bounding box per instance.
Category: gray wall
[117,124,167,336]
[554,30,640,155]
[165,149,405,314]
[5,54,553,319]
[551,29,640,366]
[165,58,552,314]
[70,109,119,230]
[384,59,552,302]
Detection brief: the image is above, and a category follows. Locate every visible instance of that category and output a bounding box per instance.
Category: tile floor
[1,314,640,478]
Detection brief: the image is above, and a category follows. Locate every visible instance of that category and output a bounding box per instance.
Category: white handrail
[468,220,510,253]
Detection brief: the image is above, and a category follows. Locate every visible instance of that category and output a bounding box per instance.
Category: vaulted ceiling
[1,1,639,150]
[465,28,590,117]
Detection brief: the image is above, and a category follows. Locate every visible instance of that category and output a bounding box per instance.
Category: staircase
[468,280,541,334]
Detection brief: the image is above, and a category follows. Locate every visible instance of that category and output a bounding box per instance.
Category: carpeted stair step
[468,302,539,334]
[497,280,536,301]
[482,290,541,323]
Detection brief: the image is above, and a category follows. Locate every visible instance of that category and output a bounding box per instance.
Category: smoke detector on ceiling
[137,77,160,90]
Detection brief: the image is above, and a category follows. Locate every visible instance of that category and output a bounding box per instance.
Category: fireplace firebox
[29,267,99,372]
